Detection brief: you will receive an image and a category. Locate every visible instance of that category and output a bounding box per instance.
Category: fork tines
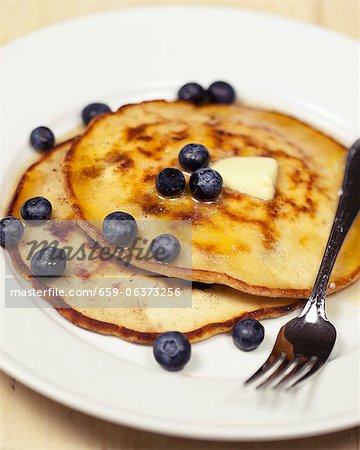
[245,352,320,389]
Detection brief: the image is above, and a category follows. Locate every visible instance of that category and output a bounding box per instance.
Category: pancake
[64,100,360,297]
[7,140,300,344]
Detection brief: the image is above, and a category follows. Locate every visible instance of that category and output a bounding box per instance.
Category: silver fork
[245,138,360,389]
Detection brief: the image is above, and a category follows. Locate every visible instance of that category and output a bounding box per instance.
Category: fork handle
[302,139,360,318]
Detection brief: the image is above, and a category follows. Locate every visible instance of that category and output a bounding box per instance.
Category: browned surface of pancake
[63,100,360,297]
[7,140,301,344]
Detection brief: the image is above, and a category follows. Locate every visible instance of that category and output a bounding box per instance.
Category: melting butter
[211,156,278,201]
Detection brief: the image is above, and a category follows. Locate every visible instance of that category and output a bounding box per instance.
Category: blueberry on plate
[31,246,67,278]
[156,168,185,197]
[179,143,210,172]
[189,167,223,201]
[21,197,52,222]
[30,127,55,152]
[153,331,191,371]
[232,318,265,351]
[82,103,112,126]
[0,217,24,248]
[208,81,236,104]
[177,82,207,105]
[151,234,180,263]
[102,211,138,247]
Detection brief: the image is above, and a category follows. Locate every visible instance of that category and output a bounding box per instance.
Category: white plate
[0,5,359,441]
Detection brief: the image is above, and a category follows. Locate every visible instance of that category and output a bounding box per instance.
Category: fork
[245,138,360,389]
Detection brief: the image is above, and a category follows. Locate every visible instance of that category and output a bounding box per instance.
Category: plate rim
[1,348,359,441]
[1,3,357,55]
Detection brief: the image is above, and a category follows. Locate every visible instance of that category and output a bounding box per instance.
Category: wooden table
[0,1,359,449]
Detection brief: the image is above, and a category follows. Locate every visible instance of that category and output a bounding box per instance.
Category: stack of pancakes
[8,101,360,344]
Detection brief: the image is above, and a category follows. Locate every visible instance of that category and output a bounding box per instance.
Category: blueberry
[153,331,191,371]
[177,82,207,105]
[232,318,265,351]
[151,234,180,263]
[82,103,112,126]
[0,217,24,248]
[189,168,223,201]
[103,211,138,247]
[31,246,67,278]
[156,168,185,197]
[30,127,55,152]
[208,81,236,104]
[179,143,210,172]
[21,197,52,222]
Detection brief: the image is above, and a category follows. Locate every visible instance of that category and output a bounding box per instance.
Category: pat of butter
[211,156,278,201]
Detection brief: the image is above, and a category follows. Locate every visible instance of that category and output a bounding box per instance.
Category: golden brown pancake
[64,100,360,297]
[7,140,300,344]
